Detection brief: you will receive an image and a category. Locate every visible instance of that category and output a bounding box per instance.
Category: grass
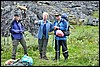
[91,10,99,18]
[1,25,99,66]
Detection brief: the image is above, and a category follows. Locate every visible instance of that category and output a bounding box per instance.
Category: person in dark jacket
[10,14,28,60]
[52,13,69,61]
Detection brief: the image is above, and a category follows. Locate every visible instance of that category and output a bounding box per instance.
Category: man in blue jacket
[34,12,53,60]
[10,14,28,60]
[52,13,69,61]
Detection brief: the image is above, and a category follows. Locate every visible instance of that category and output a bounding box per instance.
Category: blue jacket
[37,20,53,39]
[10,20,24,40]
[53,18,69,40]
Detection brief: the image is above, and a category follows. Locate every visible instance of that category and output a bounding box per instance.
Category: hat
[54,12,61,16]
[14,14,20,17]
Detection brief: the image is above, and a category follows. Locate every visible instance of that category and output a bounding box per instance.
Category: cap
[54,12,61,16]
[14,14,20,17]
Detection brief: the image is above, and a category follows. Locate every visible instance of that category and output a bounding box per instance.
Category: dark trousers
[55,40,68,60]
[38,35,48,58]
[12,38,27,59]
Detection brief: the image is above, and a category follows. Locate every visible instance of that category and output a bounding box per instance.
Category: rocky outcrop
[1,1,99,37]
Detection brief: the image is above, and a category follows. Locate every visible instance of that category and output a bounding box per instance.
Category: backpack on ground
[5,55,33,66]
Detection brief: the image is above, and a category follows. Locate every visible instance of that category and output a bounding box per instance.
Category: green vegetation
[1,25,99,66]
[91,10,99,18]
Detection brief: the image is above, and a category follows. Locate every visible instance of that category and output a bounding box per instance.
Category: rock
[1,1,99,37]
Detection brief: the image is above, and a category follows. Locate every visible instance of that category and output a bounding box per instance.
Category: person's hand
[34,20,38,24]
[54,26,59,30]
[19,30,24,33]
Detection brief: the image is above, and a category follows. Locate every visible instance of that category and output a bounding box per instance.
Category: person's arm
[34,20,41,25]
[11,29,20,33]
[50,21,58,31]
[11,24,21,33]
[49,22,54,32]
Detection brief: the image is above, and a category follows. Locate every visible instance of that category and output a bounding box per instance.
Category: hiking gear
[61,13,68,18]
[56,30,64,37]
[64,54,68,60]
[39,53,42,59]
[21,55,33,66]
[14,14,20,17]
[4,59,16,65]
[61,13,68,21]
[57,18,70,36]
[42,56,48,60]
[63,28,70,36]
[56,40,60,60]
[52,58,57,61]
[5,55,33,66]
[54,12,61,16]
[61,13,71,36]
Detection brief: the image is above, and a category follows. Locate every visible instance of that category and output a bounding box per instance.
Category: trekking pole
[57,40,60,63]
[52,32,55,48]
[50,32,54,59]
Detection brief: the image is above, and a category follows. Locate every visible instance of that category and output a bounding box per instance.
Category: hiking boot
[64,55,68,61]
[52,58,57,61]
[39,53,42,59]
[40,55,42,59]
[64,57,68,61]
[43,56,48,60]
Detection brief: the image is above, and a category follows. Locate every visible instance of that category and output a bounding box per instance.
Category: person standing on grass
[34,12,53,60]
[10,14,28,60]
[52,12,69,61]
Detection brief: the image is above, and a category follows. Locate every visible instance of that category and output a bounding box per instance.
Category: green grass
[1,25,99,66]
[91,10,99,18]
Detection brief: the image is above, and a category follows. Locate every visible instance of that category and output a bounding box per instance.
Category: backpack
[57,19,70,36]
[6,59,29,66]
[21,55,33,66]
[5,55,33,66]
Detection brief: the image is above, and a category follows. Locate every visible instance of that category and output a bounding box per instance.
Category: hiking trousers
[38,35,48,58]
[55,40,68,60]
[12,38,27,59]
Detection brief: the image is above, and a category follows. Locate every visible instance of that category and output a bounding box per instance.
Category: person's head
[14,14,20,21]
[54,12,61,21]
[43,12,49,21]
